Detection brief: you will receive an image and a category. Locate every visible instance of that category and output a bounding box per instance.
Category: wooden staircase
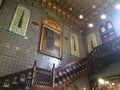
[0,37,120,90]
[54,58,91,88]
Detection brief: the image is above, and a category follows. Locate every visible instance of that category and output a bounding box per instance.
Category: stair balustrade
[0,37,120,90]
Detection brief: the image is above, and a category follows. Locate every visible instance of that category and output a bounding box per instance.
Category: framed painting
[70,33,79,57]
[39,24,62,59]
[9,4,30,36]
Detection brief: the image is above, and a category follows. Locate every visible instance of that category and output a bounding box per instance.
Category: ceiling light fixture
[80,30,82,33]
[58,8,61,12]
[24,36,28,39]
[88,23,94,28]
[105,81,109,84]
[67,14,70,17]
[92,5,96,9]
[16,46,20,50]
[112,83,115,85]
[115,4,120,9]
[100,14,107,19]
[69,7,72,11]
[53,6,56,9]
[63,12,65,14]
[48,2,51,5]
[79,14,83,19]
[83,87,86,90]
[98,79,105,84]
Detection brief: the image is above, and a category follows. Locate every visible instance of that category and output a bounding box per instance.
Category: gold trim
[39,23,62,59]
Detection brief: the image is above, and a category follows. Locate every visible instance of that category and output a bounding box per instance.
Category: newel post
[52,63,55,88]
[31,60,37,85]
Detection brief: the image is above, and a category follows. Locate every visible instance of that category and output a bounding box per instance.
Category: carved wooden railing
[31,63,55,90]
[90,37,120,58]
[54,58,91,88]
[0,37,120,90]
[0,68,33,90]
[0,61,55,90]
[89,37,120,72]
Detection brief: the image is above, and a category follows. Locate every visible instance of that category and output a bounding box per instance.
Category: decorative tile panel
[9,4,30,36]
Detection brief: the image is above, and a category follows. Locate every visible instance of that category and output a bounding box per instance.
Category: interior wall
[61,76,90,90]
[75,76,90,90]
[86,32,98,53]
[90,61,120,80]
[83,6,120,87]
[0,0,86,76]
[84,10,120,48]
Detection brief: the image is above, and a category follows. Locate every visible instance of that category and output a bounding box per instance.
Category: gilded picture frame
[39,24,62,59]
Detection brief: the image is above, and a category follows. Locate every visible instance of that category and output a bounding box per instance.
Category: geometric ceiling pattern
[33,0,119,31]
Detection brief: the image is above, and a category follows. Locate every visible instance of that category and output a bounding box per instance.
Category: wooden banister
[32,60,37,85]
[52,63,55,88]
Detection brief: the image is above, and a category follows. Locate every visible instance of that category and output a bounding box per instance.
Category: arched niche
[43,17,62,32]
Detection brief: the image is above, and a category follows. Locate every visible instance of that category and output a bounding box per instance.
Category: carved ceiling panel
[33,0,118,32]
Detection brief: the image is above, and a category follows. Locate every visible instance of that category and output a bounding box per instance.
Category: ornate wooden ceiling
[33,0,118,32]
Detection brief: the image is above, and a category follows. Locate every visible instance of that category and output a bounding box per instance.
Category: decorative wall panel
[87,32,98,53]
[9,4,30,36]
[70,33,79,57]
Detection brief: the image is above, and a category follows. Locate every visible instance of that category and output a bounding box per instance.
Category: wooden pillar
[31,60,37,85]
[52,63,55,88]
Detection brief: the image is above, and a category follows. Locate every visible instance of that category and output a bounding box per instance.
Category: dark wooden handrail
[89,36,120,58]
